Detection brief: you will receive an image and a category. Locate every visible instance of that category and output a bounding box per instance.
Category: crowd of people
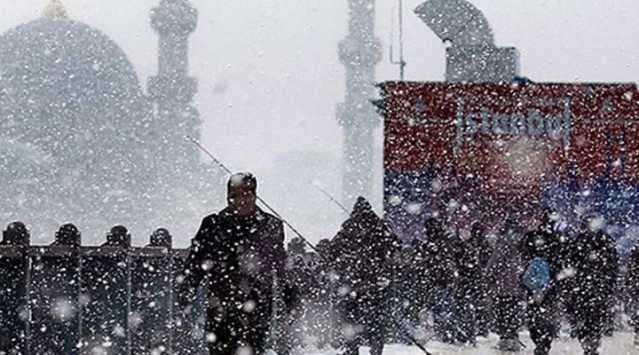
[4,172,639,355]
[270,205,639,355]
[174,172,639,355]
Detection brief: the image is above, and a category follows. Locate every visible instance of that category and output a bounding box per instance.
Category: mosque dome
[0,9,154,236]
[0,1,209,243]
[0,14,142,101]
[0,12,152,172]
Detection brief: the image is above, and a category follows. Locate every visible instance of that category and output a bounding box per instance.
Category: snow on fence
[0,230,208,355]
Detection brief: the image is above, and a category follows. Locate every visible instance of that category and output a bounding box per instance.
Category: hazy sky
[2,0,637,172]
[1,0,638,243]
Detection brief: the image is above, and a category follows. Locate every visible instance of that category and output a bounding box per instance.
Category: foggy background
[1,0,638,246]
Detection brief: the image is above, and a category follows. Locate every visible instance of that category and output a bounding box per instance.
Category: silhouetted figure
[331,197,400,355]
[313,238,342,349]
[277,237,318,353]
[626,240,639,346]
[178,172,289,355]
[569,216,619,355]
[400,240,424,328]
[454,221,493,343]
[419,217,459,343]
[485,218,525,352]
[520,208,565,355]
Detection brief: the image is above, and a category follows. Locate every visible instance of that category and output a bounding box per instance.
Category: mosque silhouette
[0,0,224,242]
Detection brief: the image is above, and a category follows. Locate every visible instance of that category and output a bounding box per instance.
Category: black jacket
[520,226,566,286]
[570,230,619,300]
[331,198,400,299]
[626,243,639,300]
[417,223,457,291]
[179,207,287,316]
[454,232,492,294]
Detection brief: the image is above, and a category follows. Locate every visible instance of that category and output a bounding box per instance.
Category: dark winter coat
[454,231,492,298]
[484,227,525,299]
[331,198,400,299]
[519,226,566,289]
[570,230,619,300]
[330,198,400,355]
[417,223,457,292]
[626,243,639,300]
[284,249,320,303]
[179,207,287,331]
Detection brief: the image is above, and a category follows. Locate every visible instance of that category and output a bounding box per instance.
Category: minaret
[148,0,199,177]
[337,0,382,206]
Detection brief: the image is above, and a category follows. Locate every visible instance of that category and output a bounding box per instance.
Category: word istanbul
[454,99,572,148]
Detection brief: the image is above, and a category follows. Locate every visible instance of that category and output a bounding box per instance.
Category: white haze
[0,0,638,246]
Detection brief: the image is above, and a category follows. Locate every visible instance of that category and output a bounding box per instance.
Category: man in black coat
[569,216,619,355]
[178,173,288,355]
[519,208,566,355]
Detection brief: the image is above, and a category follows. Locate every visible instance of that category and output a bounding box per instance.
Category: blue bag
[522,257,551,291]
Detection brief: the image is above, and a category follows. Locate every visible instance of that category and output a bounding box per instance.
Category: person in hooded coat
[484,218,525,352]
[453,221,493,343]
[519,208,566,355]
[178,173,290,355]
[418,217,459,343]
[331,197,400,355]
[569,216,619,355]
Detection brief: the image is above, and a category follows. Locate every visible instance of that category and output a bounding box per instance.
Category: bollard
[171,249,209,355]
[79,225,131,355]
[29,243,81,353]
[129,228,173,355]
[28,224,82,355]
[0,222,211,354]
[0,222,30,354]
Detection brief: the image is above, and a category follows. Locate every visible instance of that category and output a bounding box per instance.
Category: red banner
[383,81,639,191]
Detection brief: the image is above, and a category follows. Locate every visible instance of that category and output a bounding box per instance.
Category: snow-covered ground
[297,331,637,355]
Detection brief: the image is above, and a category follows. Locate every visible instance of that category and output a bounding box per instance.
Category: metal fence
[0,227,208,355]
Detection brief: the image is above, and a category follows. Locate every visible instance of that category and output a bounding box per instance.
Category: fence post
[28,243,81,354]
[79,226,131,355]
[130,228,172,354]
[171,249,209,355]
[0,222,30,354]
